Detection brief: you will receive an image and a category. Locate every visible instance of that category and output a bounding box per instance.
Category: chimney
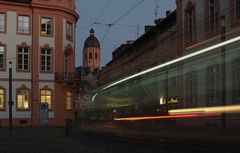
[166,10,171,16]
[144,25,155,32]
[126,40,134,44]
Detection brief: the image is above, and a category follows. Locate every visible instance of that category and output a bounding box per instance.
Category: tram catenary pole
[221,15,226,131]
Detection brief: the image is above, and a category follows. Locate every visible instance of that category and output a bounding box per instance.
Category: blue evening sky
[75,0,176,67]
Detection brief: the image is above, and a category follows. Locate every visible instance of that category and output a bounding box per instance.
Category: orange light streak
[114,113,220,121]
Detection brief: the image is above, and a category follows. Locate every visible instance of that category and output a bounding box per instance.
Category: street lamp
[221,15,226,131]
[8,61,13,131]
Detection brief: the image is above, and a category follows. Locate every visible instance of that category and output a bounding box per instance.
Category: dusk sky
[75,0,176,67]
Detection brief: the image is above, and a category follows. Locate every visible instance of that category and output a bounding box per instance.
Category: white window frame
[0,13,5,32]
[17,89,29,110]
[18,15,30,34]
[18,47,29,70]
[41,48,52,72]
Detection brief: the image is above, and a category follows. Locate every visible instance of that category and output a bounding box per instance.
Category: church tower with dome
[83,28,100,71]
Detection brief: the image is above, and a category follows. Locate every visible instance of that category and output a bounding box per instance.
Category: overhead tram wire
[95,0,113,23]
[99,0,145,43]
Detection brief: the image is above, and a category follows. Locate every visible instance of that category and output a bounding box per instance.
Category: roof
[84,28,100,49]
[3,0,31,3]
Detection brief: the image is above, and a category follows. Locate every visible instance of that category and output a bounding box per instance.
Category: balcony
[55,72,80,82]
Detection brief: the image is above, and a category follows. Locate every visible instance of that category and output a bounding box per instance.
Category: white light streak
[100,36,240,91]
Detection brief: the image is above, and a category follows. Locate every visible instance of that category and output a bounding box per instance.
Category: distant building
[0,0,79,126]
[99,10,177,85]
[83,28,101,72]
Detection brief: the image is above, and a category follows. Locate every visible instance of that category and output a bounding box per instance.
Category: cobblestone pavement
[0,127,239,153]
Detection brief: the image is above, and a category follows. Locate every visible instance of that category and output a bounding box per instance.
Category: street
[0,127,239,153]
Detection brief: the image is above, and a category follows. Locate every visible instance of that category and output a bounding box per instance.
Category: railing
[55,72,80,81]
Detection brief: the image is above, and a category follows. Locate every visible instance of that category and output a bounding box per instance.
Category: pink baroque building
[0,0,79,126]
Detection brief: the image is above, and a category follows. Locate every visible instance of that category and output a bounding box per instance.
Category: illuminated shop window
[66,91,72,110]
[41,89,52,110]
[18,15,30,34]
[0,88,4,110]
[17,89,29,110]
[18,47,29,70]
[41,17,52,36]
[0,45,5,69]
[0,13,5,32]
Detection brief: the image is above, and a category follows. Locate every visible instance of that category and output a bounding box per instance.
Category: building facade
[0,0,79,126]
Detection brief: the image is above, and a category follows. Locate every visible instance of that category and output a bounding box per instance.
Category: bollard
[65,119,72,136]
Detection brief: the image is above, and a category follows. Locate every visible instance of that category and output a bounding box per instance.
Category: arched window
[89,52,92,59]
[208,0,219,32]
[85,53,87,60]
[185,1,195,42]
[0,87,5,110]
[66,91,72,110]
[40,89,52,110]
[95,52,98,59]
[17,86,30,110]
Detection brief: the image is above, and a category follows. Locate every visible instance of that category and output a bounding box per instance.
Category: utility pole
[221,15,226,131]
[8,61,13,131]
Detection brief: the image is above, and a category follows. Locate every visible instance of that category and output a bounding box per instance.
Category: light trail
[114,114,220,121]
[168,104,240,115]
[99,35,240,92]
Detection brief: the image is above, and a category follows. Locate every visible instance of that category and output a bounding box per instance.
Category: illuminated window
[186,71,197,105]
[18,15,30,34]
[41,48,52,71]
[0,88,5,110]
[209,0,218,32]
[0,13,5,32]
[185,1,195,42]
[207,65,221,102]
[41,17,52,36]
[0,45,5,69]
[66,91,72,110]
[18,47,29,70]
[66,22,73,40]
[17,89,29,110]
[236,0,240,19]
[40,89,52,110]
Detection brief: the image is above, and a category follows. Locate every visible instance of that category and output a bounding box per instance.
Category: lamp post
[8,61,13,131]
[221,15,226,131]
